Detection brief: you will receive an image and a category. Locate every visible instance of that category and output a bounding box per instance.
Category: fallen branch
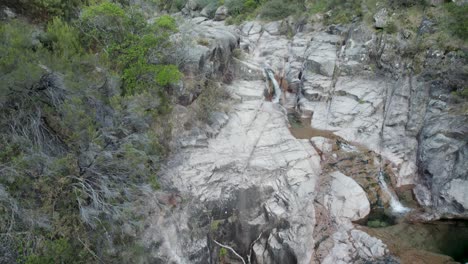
[213,239,246,264]
[247,231,263,264]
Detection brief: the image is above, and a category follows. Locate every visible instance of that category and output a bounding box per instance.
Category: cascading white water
[377,171,410,214]
[265,68,281,104]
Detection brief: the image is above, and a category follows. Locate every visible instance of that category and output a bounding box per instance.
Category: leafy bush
[196,0,219,8]
[444,2,468,40]
[24,238,88,264]
[225,0,245,15]
[196,80,229,121]
[154,0,188,11]
[111,15,181,96]
[385,21,398,34]
[309,0,328,14]
[452,87,468,99]
[0,20,46,96]
[0,3,182,262]
[79,2,128,51]
[2,0,86,20]
[325,0,362,24]
[45,17,82,59]
[260,0,298,20]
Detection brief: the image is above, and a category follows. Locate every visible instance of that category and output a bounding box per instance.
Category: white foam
[265,69,281,104]
[378,171,411,214]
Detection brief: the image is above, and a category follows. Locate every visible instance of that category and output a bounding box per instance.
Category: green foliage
[149,175,161,190]
[154,14,178,31]
[196,80,229,121]
[3,0,86,20]
[46,17,82,58]
[153,0,188,11]
[175,0,189,10]
[444,2,468,41]
[23,238,88,264]
[111,15,181,96]
[309,0,328,14]
[0,2,180,262]
[385,21,398,34]
[243,0,259,12]
[260,0,300,20]
[210,220,222,231]
[452,87,468,99]
[219,247,228,258]
[0,21,44,94]
[325,0,362,25]
[196,0,222,15]
[80,2,127,51]
[232,48,244,59]
[225,0,245,15]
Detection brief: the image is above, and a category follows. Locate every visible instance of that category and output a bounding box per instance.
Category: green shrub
[46,17,82,59]
[0,21,44,95]
[196,80,228,121]
[219,247,228,260]
[452,87,468,99]
[232,48,244,59]
[175,0,189,10]
[2,0,85,20]
[24,238,88,264]
[79,2,127,51]
[0,6,182,263]
[260,0,298,20]
[260,0,305,20]
[197,0,219,8]
[225,0,244,15]
[444,2,468,40]
[325,0,362,25]
[103,14,181,96]
[153,14,177,31]
[243,0,259,12]
[309,0,328,14]
[385,21,398,34]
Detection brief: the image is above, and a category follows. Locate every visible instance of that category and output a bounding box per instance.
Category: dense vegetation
[0,1,181,262]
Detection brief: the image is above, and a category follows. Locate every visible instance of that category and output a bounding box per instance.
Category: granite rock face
[373,8,388,29]
[325,171,371,221]
[143,12,467,263]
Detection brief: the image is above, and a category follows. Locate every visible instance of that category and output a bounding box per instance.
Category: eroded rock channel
[142,15,467,264]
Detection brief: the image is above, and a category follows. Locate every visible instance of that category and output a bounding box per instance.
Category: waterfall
[265,68,282,103]
[377,171,410,214]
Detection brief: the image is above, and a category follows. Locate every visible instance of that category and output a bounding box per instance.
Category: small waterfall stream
[377,171,410,214]
[265,68,282,103]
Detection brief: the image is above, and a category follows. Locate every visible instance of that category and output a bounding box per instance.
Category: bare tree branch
[213,239,246,264]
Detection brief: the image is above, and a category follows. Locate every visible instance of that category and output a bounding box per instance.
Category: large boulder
[186,0,198,10]
[263,21,282,35]
[214,5,228,21]
[373,8,388,29]
[304,33,340,77]
[325,171,370,221]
